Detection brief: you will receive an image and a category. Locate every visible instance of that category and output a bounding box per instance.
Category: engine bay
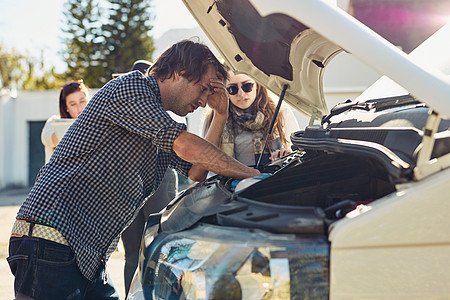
[236,149,396,211]
[177,148,398,235]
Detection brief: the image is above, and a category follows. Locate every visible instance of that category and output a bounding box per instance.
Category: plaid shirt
[17,72,192,280]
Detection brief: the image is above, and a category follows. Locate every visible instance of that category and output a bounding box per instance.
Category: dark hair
[59,80,89,118]
[149,39,228,83]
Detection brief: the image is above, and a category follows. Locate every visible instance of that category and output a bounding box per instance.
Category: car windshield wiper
[256,84,289,170]
[321,99,370,125]
[367,94,422,111]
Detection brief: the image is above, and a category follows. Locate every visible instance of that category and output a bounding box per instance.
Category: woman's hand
[207,73,229,117]
[270,148,291,161]
[51,133,60,146]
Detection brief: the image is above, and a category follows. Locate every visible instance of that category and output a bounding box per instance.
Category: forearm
[174,130,260,181]
[51,133,59,145]
[189,112,227,180]
[42,130,59,148]
[204,112,227,147]
[188,141,260,181]
[41,117,59,147]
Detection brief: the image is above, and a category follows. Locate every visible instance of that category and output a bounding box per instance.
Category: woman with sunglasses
[41,80,90,162]
[203,70,299,167]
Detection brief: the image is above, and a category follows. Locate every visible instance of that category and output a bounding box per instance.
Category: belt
[11,220,69,246]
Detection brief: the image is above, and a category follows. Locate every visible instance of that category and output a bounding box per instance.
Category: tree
[0,45,65,91]
[61,0,108,87]
[61,0,155,87]
[0,45,23,90]
[102,0,155,76]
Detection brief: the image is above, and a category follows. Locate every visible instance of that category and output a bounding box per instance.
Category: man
[116,59,182,295]
[8,40,260,299]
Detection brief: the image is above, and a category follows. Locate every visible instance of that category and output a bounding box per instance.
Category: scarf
[221,104,281,166]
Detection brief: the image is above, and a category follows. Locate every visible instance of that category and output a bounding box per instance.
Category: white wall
[1,91,60,188]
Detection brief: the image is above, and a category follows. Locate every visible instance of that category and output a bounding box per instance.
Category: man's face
[167,64,216,116]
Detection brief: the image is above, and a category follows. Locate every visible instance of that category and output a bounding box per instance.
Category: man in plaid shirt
[8,40,261,299]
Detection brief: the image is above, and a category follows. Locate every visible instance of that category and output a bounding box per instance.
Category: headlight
[140,223,330,299]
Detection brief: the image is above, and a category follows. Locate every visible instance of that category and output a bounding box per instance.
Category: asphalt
[0,187,126,299]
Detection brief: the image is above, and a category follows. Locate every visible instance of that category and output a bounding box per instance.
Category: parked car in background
[128,0,450,299]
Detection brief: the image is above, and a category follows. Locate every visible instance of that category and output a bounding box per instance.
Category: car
[127,0,450,299]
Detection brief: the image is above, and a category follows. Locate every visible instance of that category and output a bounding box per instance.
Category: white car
[128,1,450,299]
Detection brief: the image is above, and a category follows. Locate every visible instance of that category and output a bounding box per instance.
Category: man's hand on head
[206,73,229,116]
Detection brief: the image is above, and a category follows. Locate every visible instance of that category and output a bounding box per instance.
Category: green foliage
[0,45,22,89]
[0,45,66,91]
[62,0,155,88]
[102,0,155,75]
[1,1,156,91]
[62,0,107,88]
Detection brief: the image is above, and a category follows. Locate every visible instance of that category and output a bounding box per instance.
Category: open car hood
[183,0,342,117]
[183,0,450,119]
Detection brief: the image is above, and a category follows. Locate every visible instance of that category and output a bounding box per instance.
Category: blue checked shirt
[17,72,192,280]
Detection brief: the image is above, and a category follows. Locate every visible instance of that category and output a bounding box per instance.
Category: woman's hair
[148,39,228,83]
[59,80,89,118]
[252,82,287,149]
[205,76,288,150]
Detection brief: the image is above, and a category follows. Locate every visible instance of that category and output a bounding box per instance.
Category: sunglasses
[226,82,254,95]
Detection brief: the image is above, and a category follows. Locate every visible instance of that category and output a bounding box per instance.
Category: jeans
[7,236,119,300]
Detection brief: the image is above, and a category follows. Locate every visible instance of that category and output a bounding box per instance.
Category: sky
[0,0,198,72]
